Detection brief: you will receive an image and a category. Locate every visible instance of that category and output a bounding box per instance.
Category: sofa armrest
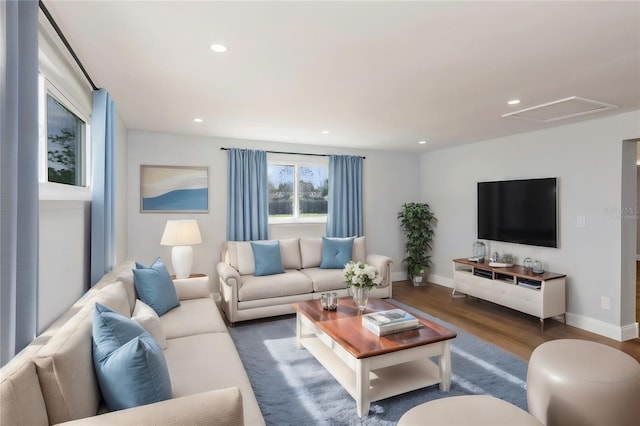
[366,254,393,288]
[57,387,243,426]
[173,275,210,301]
[217,262,241,287]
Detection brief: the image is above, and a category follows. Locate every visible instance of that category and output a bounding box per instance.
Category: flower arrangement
[343,261,383,290]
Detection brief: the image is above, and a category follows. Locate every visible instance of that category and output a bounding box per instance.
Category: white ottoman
[398,395,542,426]
[527,339,640,426]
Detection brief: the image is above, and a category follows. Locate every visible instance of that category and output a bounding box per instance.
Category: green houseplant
[398,202,437,285]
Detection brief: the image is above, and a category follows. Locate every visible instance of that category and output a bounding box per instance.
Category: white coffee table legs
[439,340,452,391]
[356,359,371,417]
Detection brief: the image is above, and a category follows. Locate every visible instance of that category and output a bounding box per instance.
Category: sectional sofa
[0,261,264,426]
[217,237,393,323]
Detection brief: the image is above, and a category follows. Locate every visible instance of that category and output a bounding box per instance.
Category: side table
[171,274,211,298]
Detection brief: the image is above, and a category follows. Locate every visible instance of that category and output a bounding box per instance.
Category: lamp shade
[160,220,202,246]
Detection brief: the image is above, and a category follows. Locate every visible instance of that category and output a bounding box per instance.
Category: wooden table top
[293,298,457,359]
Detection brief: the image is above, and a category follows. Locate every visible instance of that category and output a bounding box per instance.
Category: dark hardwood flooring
[393,275,640,363]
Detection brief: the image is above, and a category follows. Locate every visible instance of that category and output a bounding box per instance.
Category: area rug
[229,300,528,425]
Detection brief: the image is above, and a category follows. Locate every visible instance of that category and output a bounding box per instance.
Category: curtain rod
[220,147,365,159]
[39,1,98,91]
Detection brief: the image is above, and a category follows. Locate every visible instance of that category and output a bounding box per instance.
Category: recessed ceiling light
[209,43,228,53]
[418,140,427,145]
[321,130,330,134]
[508,99,521,105]
[193,118,203,123]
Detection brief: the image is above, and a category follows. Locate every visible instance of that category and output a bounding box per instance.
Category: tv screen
[477,178,557,248]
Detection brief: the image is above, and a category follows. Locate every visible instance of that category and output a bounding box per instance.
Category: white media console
[452,258,566,329]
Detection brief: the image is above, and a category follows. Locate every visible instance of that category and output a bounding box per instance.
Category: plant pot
[412,276,424,286]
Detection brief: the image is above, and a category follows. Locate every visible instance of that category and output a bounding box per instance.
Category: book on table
[361,309,421,336]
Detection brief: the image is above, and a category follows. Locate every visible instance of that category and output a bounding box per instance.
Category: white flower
[343,260,383,290]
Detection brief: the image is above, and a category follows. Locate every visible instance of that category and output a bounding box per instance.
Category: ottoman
[527,339,640,426]
[398,395,542,426]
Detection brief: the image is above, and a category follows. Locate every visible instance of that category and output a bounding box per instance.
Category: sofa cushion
[320,237,354,269]
[227,241,256,275]
[251,241,285,276]
[353,236,366,263]
[160,298,228,339]
[93,303,171,411]
[0,357,48,426]
[238,270,313,302]
[33,304,100,424]
[299,267,348,292]
[279,238,302,270]
[163,333,264,426]
[132,299,168,349]
[133,258,180,316]
[300,238,322,268]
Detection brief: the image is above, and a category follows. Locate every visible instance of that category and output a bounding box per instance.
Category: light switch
[576,215,586,228]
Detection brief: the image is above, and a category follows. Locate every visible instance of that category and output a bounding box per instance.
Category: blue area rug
[229,300,528,425]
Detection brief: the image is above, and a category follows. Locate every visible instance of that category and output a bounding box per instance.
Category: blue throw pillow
[133,258,180,316]
[92,303,172,411]
[320,237,354,269]
[251,241,285,276]
[92,303,148,363]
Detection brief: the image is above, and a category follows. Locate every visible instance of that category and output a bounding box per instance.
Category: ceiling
[43,1,640,153]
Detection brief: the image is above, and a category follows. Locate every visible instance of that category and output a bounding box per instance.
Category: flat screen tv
[477,178,558,248]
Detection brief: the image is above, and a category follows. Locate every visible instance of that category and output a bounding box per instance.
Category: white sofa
[0,261,264,426]
[217,237,393,323]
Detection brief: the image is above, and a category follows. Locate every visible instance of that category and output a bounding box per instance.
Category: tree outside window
[47,95,84,186]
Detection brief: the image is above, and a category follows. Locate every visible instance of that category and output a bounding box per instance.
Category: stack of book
[361,309,421,336]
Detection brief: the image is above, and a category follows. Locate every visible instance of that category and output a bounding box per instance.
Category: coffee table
[293,297,457,417]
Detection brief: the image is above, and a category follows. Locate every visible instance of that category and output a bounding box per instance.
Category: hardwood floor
[393,278,640,362]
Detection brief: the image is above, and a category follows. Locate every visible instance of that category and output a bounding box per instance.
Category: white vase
[351,287,369,312]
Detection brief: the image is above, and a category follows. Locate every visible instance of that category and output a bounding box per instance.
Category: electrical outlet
[601,296,611,310]
[576,216,586,228]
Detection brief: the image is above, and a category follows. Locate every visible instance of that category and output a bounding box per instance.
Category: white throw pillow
[132,299,168,349]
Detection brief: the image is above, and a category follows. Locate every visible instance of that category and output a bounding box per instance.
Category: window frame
[38,73,92,201]
[267,153,329,225]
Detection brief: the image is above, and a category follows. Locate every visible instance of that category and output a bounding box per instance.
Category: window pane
[268,164,294,217]
[47,95,83,186]
[299,166,328,217]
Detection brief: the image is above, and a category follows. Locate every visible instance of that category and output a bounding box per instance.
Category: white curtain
[0,0,40,367]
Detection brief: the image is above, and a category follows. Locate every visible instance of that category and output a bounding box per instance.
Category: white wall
[38,200,90,332]
[421,111,640,340]
[127,131,420,286]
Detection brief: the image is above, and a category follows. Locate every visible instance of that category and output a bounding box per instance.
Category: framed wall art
[140,165,209,213]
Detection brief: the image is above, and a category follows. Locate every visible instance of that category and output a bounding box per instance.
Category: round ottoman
[527,339,640,426]
[398,395,542,426]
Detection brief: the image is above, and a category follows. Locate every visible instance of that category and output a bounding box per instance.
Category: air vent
[502,96,618,122]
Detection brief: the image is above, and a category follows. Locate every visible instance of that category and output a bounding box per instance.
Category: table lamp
[160,219,202,278]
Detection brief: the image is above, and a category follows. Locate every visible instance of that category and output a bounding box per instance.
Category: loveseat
[217,237,393,323]
[0,261,264,426]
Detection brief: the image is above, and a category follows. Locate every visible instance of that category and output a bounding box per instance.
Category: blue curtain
[0,0,39,367]
[327,155,363,237]
[90,90,115,285]
[226,149,269,241]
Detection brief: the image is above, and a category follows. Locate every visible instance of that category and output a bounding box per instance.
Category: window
[268,155,329,223]
[37,73,91,200]
[46,94,85,186]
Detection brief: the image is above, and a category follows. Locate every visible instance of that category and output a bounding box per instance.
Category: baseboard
[636,254,640,261]
[565,312,639,341]
[427,274,454,288]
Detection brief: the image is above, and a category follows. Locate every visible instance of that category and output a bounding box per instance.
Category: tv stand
[452,259,566,330]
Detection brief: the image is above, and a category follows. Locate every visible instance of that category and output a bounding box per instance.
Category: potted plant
[398,202,437,286]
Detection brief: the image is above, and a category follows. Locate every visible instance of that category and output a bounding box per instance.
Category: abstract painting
[140,165,209,213]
